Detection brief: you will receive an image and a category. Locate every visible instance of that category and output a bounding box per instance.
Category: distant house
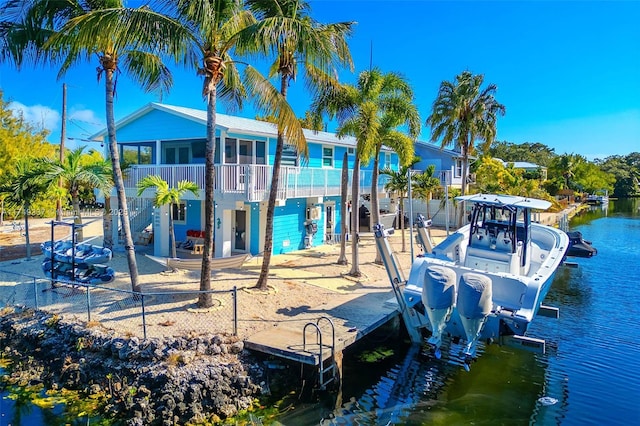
[500,160,547,181]
[412,141,470,187]
[90,103,400,257]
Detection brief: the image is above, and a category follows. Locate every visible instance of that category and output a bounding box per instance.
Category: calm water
[279,198,640,425]
[2,200,639,425]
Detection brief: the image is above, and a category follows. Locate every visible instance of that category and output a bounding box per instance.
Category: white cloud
[68,107,104,137]
[69,108,102,126]
[8,101,60,132]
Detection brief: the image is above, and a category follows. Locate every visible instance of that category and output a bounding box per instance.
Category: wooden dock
[244,291,400,366]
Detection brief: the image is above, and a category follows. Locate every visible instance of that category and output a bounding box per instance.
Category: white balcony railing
[123,164,390,202]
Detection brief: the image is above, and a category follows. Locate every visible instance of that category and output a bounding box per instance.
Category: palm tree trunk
[103,196,113,250]
[255,73,289,290]
[169,203,177,259]
[400,198,406,252]
[349,157,361,277]
[71,190,83,241]
[105,69,140,292]
[458,143,469,228]
[337,152,348,265]
[23,205,31,260]
[198,88,217,308]
[371,153,382,264]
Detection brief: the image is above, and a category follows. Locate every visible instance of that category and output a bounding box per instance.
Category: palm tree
[337,151,349,265]
[380,160,418,253]
[41,147,112,242]
[426,71,505,227]
[412,164,441,218]
[238,0,354,289]
[137,175,199,259]
[170,0,309,306]
[1,0,192,292]
[313,68,414,276]
[365,71,419,261]
[0,158,49,260]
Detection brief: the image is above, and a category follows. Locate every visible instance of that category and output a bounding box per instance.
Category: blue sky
[1,0,638,161]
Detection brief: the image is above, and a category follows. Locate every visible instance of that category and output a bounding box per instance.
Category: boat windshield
[469,202,532,267]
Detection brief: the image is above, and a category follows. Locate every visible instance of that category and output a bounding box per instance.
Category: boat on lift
[585,189,609,206]
[566,231,597,258]
[375,194,569,368]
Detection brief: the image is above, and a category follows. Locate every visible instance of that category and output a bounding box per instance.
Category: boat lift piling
[374,224,423,344]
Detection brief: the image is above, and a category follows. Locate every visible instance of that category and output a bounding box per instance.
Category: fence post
[33,278,39,310]
[141,293,147,340]
[233,286,238,336]
[86,285,91,322]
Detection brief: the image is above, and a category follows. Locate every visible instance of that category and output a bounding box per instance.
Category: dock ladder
[303,316,336,390]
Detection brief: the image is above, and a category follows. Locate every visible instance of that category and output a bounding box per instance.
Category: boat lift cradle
[374,220,558,364]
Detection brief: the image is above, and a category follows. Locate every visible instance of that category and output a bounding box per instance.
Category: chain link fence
[0,269,238,339]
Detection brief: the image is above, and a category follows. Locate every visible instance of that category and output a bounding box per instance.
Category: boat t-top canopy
[455,194,552,211]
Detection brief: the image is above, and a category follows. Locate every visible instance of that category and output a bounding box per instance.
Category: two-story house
[90,103,400,258]
[412,140,469,188]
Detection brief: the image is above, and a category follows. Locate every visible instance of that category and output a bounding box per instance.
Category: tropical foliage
[0,158,50,259]
[596,153,640,197]
[474,157,554,204]
[427,71,505,226]
[137,175,199,260]
[380,161,418,253]
[313,68,416,275]
[40,147,112,241]
[0,92,55,180]
[240,0,354,289]
[485,141,557,167]
[0,0,195,292]
[412,164,441,218]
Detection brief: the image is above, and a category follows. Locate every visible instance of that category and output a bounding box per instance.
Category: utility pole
[56,83,67,221]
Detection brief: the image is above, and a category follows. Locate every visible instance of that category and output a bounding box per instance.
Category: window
[454,159,463,178]
[281,143,298,166]
[224,138,237,163]
[122,146,139,165]
[347,147,355,156]
[191,140,206,163]
[384,153,392,169]
[139,146,152,164]
[164,146,189,164]
[239,139,253,164]
[172,202,186,222]
[119,144,154,165]
[215,137,221,164]
[322,146,334,167]
[256,141,266,165]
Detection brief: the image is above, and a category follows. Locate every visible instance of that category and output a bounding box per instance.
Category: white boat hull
[406,222,567,346]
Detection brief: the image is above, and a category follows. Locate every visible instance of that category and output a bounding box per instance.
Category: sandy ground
[0,208,568,341]
[0,216,443,341]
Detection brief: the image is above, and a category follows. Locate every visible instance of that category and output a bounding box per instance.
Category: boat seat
[495,231,513,253]
[432,233,465,261]
[470,227,491,249]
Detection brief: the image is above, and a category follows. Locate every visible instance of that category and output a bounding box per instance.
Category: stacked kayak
[41,241,115,284]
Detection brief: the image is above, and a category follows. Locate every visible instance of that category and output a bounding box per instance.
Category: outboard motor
[457,273,493,368]
[422,265,457,358]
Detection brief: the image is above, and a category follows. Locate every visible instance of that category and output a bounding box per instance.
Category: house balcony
[123,164,390,202]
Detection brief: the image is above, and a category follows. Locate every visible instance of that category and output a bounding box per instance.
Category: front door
[233,210,247,252]
[325,203,335,243]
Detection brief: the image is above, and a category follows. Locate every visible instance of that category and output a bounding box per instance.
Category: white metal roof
[90,102,365,148]
[455,193,552,210]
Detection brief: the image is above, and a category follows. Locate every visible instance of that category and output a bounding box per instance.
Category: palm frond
[244,65,308,159]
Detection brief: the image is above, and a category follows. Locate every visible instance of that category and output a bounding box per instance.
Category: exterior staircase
[118,197,154,244]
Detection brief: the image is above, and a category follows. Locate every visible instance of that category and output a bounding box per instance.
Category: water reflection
[277,338,558,426]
